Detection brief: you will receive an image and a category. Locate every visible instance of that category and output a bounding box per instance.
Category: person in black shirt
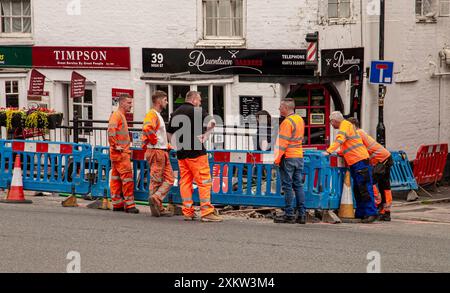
[167,91,223,222]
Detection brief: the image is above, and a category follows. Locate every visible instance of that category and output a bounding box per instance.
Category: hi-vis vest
[142,109,168,149]
[274,113,304,164]
[327,120,369,166]
[108,111,131,161]
[357,129,391,165]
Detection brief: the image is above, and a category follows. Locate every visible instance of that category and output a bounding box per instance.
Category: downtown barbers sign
[143,48,314,75]
[321,47,364,76]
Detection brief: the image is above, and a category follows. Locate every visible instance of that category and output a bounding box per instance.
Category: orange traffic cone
[0,155,32,204]
[338,170,354,219]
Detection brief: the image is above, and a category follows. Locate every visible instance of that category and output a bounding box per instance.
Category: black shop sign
[240,96,262,125]
[321,47,364,76]
[143,48,313,76]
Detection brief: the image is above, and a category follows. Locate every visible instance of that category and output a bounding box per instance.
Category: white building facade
[0,0,449,158]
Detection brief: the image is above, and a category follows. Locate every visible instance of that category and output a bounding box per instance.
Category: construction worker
[325,111,378,223]
[348,117,393,221]
[107,93,139,214]
[142,90,174,217]
[273,98,306,224]
[167,91,222,222]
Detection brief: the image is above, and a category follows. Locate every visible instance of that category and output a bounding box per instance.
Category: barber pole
[305,31,319,64]
[306,41,317,63]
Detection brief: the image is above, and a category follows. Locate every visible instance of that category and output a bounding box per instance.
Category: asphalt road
[1,196,449,273]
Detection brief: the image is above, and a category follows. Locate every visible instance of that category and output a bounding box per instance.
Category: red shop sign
[71,71,86,98]
[112,88,134,124]
[32,46,130,70]
[28,69,46,96]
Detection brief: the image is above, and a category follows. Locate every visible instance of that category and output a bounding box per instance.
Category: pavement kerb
[393,197,450,207]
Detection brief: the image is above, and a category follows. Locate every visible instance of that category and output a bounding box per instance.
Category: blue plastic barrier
[0,140,92,195]
[90,147,344,209]
[90,146,111,198]
[1,137,417,208]
[390,151,418,192]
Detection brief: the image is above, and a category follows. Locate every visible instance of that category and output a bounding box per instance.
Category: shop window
[156,85,169,122]
[198,86,210,115]
[151,84,226,124]
[204,0,243,38]
[5,80,19,107]
[73,89,93,135]
[173,85,191,114]
[212,85,224,121]
[0,0,32,35]
[328,0,351,19]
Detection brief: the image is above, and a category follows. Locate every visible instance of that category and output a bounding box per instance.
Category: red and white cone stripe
[213,152,274,164]
[11,158,24,189]
[12,141,73,155]
[306,42,317,62]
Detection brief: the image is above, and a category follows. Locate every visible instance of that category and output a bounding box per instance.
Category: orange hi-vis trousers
[110,155,136,209]
[146,149,174,202]
[373,185,392,214]
[178,155,215,218]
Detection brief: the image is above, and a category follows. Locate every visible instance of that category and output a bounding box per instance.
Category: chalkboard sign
[240,96,262,125]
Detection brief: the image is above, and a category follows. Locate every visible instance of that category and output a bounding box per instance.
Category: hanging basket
[11,112,25,128]
[0,112,6,127]
[25,111,48,130]
[47,113,63,129]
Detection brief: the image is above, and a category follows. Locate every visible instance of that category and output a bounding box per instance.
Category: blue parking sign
[370,61,394,84]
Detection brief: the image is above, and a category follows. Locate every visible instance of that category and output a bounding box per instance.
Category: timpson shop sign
[142,48,314,76]
[32,46,131,70]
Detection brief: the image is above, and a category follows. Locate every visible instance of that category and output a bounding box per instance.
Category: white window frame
[68,87,95,136]
[4,79,19,107]
[439,0,450,16]
[0,0,33,38]
[0,74,27,108]
[327,0,352,20]
[196,0,246,48]
[146,80,232,124]
[415,0,439,23]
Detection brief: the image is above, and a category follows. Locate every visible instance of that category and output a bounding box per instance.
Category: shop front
[0,46,32,109]
[140,47,366,150]
[141,48,315,129]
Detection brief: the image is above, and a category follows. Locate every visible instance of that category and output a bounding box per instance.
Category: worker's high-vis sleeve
[327,122,348,154]
[108,113,119,148]
[274,120,292,164]
[142,112,160,146]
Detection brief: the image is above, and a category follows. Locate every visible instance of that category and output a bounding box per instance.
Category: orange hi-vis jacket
[142,109,168,149]
[275,113,304,165]
[108,111,131,161]
[357,129,391,165]
[327,120,369,166]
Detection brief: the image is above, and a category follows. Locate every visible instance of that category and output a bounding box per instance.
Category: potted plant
[25,108,48,130]
[47,111,63,129]
[6,108,26,130]
[0,107,6,127]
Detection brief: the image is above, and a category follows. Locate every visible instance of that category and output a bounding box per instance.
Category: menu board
[240,96,262,124]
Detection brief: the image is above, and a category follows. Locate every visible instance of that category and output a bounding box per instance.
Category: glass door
[289,85,330,150]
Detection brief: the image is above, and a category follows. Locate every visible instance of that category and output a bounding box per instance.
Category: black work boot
[361,215,377,223]
[125,207,140,214]
[296,215,307,224]
[113,206,125,212]
[273,215,296,224]
[379,212,391,221]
